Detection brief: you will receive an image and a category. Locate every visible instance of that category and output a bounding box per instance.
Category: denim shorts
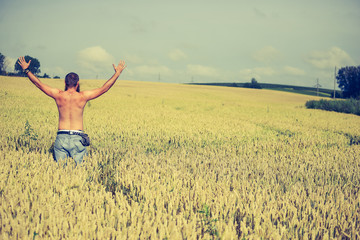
[54,132,88,164]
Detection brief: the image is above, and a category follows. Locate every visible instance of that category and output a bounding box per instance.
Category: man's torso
[55,91,87,130]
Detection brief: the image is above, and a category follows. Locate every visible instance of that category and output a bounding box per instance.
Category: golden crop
[0,76,359,239]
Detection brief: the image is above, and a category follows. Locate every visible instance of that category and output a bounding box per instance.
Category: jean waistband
[57,130,84,135]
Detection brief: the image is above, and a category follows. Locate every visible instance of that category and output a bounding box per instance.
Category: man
[17,56,126,164]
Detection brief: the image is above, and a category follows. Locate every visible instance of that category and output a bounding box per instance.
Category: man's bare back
[55,90,87,130]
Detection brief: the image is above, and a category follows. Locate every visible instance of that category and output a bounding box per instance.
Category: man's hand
[83,60,127,101]
[17,56,59,98]
[113,60,126,74]
[18,56,31,70]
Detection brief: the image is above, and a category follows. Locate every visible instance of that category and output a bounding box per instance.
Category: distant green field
[189,82,339,98]
[266,87,331,97]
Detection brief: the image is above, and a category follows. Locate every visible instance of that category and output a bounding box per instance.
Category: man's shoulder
[55,89,66,95]
[78,91,87,97]
[51,88,62,96]
[75,91,89,101]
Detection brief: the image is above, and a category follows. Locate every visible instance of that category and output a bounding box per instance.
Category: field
[190,82,339,98]
[0,76,359,239]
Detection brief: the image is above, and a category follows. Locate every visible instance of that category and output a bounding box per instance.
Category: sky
[0,0,359,88]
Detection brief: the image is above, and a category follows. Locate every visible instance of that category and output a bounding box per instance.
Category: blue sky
[0,0,359,88]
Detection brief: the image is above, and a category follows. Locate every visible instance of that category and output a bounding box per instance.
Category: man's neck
[66,88,77,92]
[65,85,80,92]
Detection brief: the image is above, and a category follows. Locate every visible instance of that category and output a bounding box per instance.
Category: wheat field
[0,76,359,239]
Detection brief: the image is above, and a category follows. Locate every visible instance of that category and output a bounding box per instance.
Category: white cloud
[4,56,16,73]
[252,46,282,63]
[168,49,187,61]
[186,64,219,77]
[305,47,354,69]
[77,46,115,73]
[283,66,306,76]
[238,67,276,81]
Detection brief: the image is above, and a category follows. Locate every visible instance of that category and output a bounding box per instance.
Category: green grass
[189,82,339,98]
[306,98,360,116]
[266,87,331,97]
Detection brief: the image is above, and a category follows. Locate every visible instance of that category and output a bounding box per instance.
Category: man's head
[65,72,80,92]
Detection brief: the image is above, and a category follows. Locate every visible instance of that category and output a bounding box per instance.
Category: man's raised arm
[83,60,126,101]
[17,56,60,99]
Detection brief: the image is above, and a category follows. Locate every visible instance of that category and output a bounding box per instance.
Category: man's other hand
[113,60,126,74]
[18,56,31,70]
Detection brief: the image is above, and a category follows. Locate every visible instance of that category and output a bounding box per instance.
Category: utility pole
[314,78,321,96]
[334,66,337,99]
[158,72,161,82]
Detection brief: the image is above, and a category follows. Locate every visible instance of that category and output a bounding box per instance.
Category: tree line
[0,52,60,79]
[336,66,360,99]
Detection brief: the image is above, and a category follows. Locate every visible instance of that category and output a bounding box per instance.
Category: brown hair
[65,72,80,92]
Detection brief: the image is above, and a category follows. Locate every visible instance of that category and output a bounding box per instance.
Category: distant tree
[7,72,19,77]
[53,76,60,79]
[244,78,262,89]
[336,66,360,99]
[251,78,261,89]
[0,52,5,75]
[42,73,50,78]
[14,55,41,76]
[243,82,251,88]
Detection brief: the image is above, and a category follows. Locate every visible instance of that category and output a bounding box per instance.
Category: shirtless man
[17,56,126,164]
